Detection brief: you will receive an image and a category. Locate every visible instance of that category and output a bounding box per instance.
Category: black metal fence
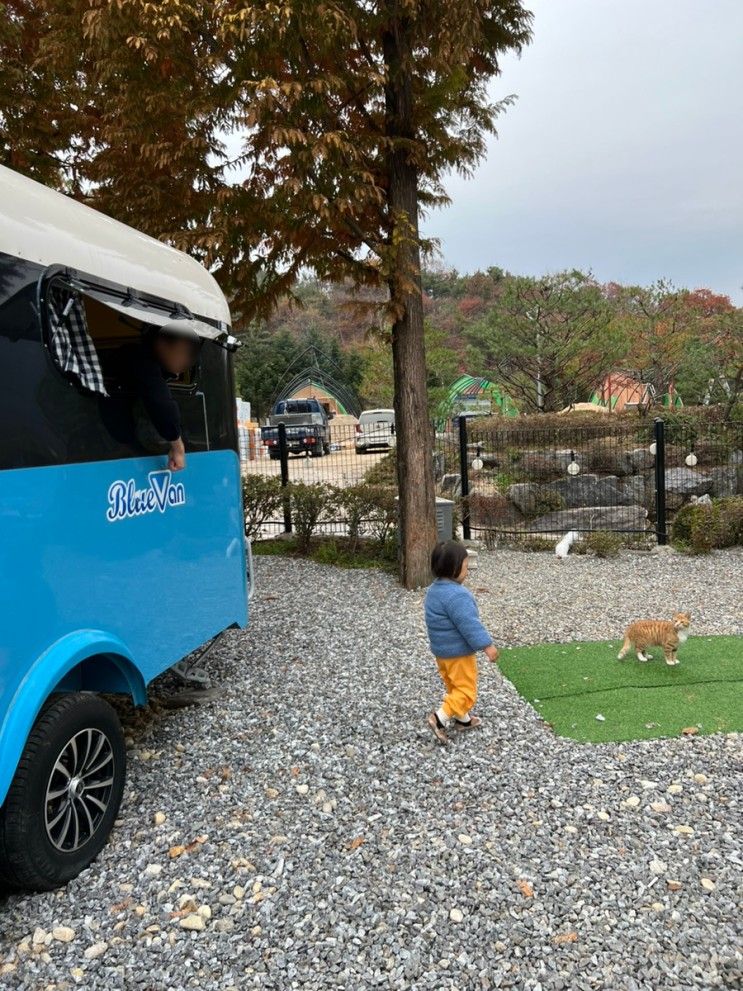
[242,421,396,535]
[433,416,743,544]
[242,415,742,544]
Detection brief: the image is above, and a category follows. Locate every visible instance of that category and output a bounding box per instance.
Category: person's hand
[168,437,186,472]
[484,644,499,664]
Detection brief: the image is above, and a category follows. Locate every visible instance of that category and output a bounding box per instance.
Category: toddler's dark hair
[430,540,468,580]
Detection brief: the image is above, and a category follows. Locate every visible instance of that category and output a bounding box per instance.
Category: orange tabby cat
[617,612,691,665]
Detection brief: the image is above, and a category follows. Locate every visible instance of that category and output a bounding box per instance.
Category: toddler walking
[424,541,498,744]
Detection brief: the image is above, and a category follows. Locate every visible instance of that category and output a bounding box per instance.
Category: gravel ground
[1,549,742,991]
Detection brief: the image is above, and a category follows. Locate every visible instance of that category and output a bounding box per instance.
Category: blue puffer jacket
[424,579,492,658]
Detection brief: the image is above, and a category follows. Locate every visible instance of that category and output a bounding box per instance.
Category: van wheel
[312,446,324,458]
[0,694,126,891]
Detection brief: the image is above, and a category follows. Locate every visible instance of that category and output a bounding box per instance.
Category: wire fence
[242,414,743,544]
[434,417,742,543]
[242,421,397,535]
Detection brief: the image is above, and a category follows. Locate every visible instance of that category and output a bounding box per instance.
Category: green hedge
[671,496,743,553]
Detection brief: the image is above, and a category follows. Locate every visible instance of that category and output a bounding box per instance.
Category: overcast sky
[423,0,743,302]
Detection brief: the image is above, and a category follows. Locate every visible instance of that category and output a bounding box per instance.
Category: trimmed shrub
[579,438,632,476]
[242,475,284,541]
[517,536,556,552]
[290,482,337,552]
[334,483,397,546]
[671,496,743,553]
[468,493,513,528]
[582,531,623,558]
[364,451,396,486]
[516,453,564,482]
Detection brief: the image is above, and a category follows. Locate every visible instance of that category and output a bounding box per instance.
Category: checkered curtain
[48,285,108,397]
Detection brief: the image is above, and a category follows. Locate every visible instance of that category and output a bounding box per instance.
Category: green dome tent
[437,374,518,427]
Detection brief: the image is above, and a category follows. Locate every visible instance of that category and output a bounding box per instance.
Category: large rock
[507,483,564,516]
[664,467,713,497]
[440,473,461,498]
[529,505,648,533]
[622,474,647,506]
[550,474,626,508]
[709,466,738,498]
[628,448,655,473]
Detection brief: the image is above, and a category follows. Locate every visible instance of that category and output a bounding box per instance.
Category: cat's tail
[617,636,631,660]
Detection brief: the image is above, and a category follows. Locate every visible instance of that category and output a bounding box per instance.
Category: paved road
[243,445,390,489]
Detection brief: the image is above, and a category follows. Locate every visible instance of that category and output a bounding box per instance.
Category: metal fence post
[654,417,667,545]
[278,423,292,534]
[458,416,471,541]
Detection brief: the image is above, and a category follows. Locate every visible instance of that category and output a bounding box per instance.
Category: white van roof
[360,408,395,416]
[0,165,230,325]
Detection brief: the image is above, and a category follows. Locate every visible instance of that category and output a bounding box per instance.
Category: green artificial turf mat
[498,635,743,743]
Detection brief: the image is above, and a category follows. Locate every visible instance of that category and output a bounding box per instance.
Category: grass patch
[253,535,397,572]
[498,635,743,743]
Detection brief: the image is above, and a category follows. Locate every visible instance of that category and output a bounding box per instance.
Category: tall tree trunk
[383,11,436,589]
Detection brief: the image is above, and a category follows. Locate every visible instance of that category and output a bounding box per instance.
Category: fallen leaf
[290,766,300,778]
[348,836,365,851]
[109,898,132,914]
[552,932,578,945]
[517,879,534,898]
[169,846,185,859]
[681,726,699,736]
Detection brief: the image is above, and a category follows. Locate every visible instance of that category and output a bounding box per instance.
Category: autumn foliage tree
[0,0,533,587]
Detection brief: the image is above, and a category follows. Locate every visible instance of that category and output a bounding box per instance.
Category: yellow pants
[436,654,478,720]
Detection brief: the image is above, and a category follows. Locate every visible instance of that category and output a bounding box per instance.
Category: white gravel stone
[2,551,740,991]
[83,942,107,961]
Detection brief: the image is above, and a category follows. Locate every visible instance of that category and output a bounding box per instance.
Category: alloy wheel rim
[44,728,115,852]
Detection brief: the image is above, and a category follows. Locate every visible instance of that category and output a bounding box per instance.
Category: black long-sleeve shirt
[119,343,181,442]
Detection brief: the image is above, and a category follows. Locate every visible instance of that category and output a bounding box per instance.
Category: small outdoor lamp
[471,444,483,472]
[685,448,698,467]
[567,450,580,476]
[649,442,657,456]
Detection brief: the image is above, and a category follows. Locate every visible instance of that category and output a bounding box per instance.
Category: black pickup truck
[261,399,332,459]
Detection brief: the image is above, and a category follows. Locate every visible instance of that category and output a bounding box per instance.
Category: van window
[275,400,322,415]
[45,279,208,450]
[360,411,394,425]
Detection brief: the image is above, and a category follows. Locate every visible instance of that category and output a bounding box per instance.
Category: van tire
[0,693,126,892]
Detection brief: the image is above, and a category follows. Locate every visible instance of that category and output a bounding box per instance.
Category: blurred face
[154,335,198,376]
[456,555,469,583]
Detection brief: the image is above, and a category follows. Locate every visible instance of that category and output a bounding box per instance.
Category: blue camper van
[0,166,249,890]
